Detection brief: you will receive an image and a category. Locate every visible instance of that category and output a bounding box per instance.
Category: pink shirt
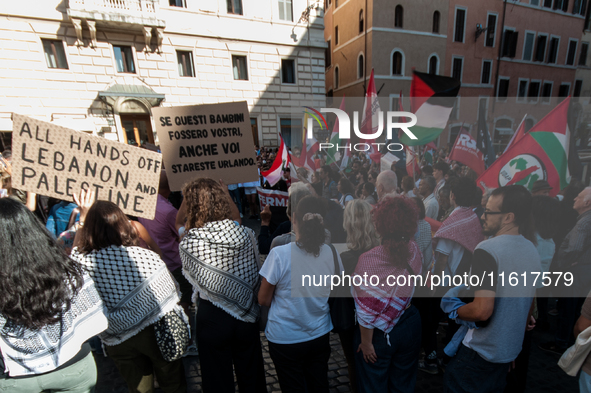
[138,194,182,272]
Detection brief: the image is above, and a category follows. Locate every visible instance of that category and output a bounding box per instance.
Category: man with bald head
[375,170,398,200]
[139,170,192,310]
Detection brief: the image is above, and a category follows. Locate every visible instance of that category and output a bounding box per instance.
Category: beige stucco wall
[0,0,327,147]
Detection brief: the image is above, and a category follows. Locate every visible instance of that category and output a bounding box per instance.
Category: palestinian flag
[476,98,572,197]
[400,71,461,146]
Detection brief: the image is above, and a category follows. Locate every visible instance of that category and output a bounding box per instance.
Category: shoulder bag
[153,309,190,362]
[327,244,357,333]
[559,324,591,376]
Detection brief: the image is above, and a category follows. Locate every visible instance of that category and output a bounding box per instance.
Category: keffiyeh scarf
[71,245,186,346]
[180,220,260,323]
[434,207,484,253]
[353,243,422,334]
[0,273,108,376]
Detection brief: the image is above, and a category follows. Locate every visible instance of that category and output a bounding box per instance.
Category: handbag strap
[327,243,339,276]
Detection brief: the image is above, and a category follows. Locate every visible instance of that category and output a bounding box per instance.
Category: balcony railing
[68,0,165,28]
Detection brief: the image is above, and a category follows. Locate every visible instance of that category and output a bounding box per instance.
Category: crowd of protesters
[1,142,591,393]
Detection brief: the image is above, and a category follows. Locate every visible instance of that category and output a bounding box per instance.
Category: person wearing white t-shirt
[259,195,343,393]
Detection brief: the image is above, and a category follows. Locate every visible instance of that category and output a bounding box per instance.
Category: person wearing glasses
[444,185,540,393]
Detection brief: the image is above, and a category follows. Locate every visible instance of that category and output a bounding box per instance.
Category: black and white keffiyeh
[71,245,188,346]
[0,273,108,376]
[180,219,261,323]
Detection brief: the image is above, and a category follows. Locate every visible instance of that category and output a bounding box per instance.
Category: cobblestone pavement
[94,327,578,392]
[94,217,578,392]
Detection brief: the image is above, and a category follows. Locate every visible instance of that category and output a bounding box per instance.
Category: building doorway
[120,114,154,147]
[250,118,260,148]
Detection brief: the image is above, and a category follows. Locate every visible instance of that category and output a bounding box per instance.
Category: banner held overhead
[152,101,259,191]
[11,114,162,219]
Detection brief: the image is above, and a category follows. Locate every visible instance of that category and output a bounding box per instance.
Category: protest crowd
[1,130,591,393]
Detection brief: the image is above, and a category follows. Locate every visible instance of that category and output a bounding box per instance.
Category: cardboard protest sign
[257,187,289,211]
[381,152,400,172]
[152,102,259,191]
[11,114,162,219]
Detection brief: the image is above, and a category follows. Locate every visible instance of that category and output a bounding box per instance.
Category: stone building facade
[0,0,326,149]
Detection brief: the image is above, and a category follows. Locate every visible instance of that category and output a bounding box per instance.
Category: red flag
[477,98,572,196]
[406,145,421,179]
[449,128,485,175]
[359,69,381,152]
[261,136,290,186]
[503,115,528,154]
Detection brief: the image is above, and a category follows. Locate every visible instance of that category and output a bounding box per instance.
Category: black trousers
[268,333,331,393]
[196,299,266,393]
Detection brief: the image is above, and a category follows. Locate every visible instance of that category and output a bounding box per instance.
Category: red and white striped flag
[261,136,290,186]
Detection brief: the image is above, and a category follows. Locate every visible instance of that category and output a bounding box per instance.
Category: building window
[517,79,528,102]
[580,42,589,65]
[280,118,302,148]
[278,0,293,21]
[547,37,559,63]
[335,26,339,45]
[531,0,540,5]
[42,39,68,69]
[553,0,570,12]
[567,40,578,65]
[486,14,497,47]
[454,9,466,42]
[392,51,403,75]
[481,60,492,84]
[502,30,519,58]
[452,57,463,81]
[498,78,510,100]
[558,83,570,97]
[281,59,296,84]
[232,55,248,80]
[528,81,541,102]
[177,51,194,77]
[395,5,403,28]
[573,0,586,14]
[429,56,438,75]
[114,45,135,73]
[542,82,553,102]
[325,40,331,68]
[433,11,440,34]
[334,66,339,89]
[359,10,364,34]
[543,0,553,7]
[358,54,364,79]
[523,32,535,61]
[574,79,583,97]
[227,0,243,15]
[169,0,186,7]
[534,34,548,61]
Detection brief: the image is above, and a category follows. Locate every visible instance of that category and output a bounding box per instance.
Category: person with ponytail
[259,195,343,393]
[352,196,423,393]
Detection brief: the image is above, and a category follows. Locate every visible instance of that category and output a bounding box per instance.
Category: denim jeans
[0,352,97,393]
[354,305,421,393]
[444,345,510,393]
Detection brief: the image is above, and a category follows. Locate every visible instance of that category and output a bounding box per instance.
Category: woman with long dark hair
[353,196,422,393]
[0,198,107,392]
[179,178,266,393]
[70,190,188,393]
[259,195,343,393]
